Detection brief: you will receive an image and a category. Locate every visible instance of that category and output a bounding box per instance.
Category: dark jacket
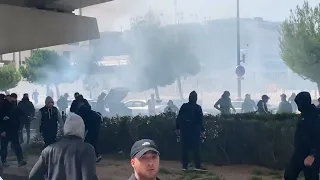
[96,95,106,114]
[18,98,35,119]
[70,99,91,113]
[29,135,98,180]
[257,100,269,114]
[293,92,320,158]
[38,106,63,135]
[128,174,160,180]
[0,99,22,134]
[176,102,205,135]
[77,107,102,140]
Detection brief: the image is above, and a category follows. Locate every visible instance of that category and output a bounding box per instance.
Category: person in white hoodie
[29,113,98,180]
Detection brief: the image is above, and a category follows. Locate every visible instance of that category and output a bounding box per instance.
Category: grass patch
[179,171,220,180]
[159,168,173,174]
[252,168,266,176]
[269,170,282,179]
[251,176,263,180]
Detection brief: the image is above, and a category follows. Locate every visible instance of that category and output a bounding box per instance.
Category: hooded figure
[29,113,98,180]
[175,91,206,171]
[77,106,102,162]
[164,100,179,114]
[284,92,320,180]
[37,96,64,147]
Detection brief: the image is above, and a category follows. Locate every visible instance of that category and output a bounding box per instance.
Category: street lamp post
[236,0,242,99]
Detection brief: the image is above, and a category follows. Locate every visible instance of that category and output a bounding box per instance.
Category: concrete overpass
[0,0,113,54]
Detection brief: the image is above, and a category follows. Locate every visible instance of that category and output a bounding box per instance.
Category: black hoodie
[0,99,21,134]
[293,92,320,157]
[176,91,205,135]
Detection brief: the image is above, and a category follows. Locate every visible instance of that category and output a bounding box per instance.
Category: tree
[0,64,21,93]
[20,49,78,97]
[280,2,320,93]
[128,11,200,99]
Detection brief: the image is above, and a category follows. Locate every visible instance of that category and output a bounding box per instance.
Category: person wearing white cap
[29,113,98,180]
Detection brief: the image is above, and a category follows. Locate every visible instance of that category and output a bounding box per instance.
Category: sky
[81,0,319,32]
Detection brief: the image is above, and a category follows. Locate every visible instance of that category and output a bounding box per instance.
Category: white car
[124,100,166,116]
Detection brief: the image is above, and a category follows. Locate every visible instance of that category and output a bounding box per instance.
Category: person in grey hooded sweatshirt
[29,113,98,180]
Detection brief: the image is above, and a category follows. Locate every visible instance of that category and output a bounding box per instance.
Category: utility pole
[236,0,241,99]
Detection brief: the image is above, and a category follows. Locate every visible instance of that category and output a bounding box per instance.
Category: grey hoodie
[29,113,98,180]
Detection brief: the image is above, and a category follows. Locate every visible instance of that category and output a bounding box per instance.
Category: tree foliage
[280,2,320,85]
[0,64,21,91]
[127,12,200,95]
[20,49,78,85]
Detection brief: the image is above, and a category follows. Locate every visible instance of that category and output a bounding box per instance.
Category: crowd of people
[1,89,320,180]
[0,91,103,169]
[214,91,300,114]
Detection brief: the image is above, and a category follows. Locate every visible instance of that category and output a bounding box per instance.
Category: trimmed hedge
[31,113,299,169]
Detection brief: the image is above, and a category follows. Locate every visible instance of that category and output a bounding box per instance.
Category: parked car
[124,99,166,116]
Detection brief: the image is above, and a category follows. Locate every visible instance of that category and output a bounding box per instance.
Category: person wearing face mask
[37,96,64,147]
[128,139,161,180]
[18,93,35,144]
[284,92,320,180]
[0,93,27,167]
[29,113,98,180]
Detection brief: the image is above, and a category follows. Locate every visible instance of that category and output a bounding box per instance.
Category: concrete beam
[0,0,113,12]
[0,4,100,54]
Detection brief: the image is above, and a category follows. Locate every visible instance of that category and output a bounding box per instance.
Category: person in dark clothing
[57,93,69,114]
[18,93,35,144]
[317,97,320,108]
[284,92,320,180]
[37,96,64,148]
[214,91,236,114]
[0,94,5,105]
[70,93,91,113]
[96,92,107,116]
[241,94,257,113]
[277,94,293,114]
[257,95,270,114]
[176,91,206,171]
[76,106,102,163]
[0,93,27,167]
[164,100,179,114]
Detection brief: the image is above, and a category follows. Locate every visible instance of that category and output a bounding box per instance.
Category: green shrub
[31,113,298,169]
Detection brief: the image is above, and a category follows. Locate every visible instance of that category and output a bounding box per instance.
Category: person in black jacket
[175,91,206,171]
[257,95,270,114]
[37,96,64,148]
[0,93,27,167]
[18,93,35,144]
[70,93,91,113]
[76,106,102,163]
[284,92,320,180]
